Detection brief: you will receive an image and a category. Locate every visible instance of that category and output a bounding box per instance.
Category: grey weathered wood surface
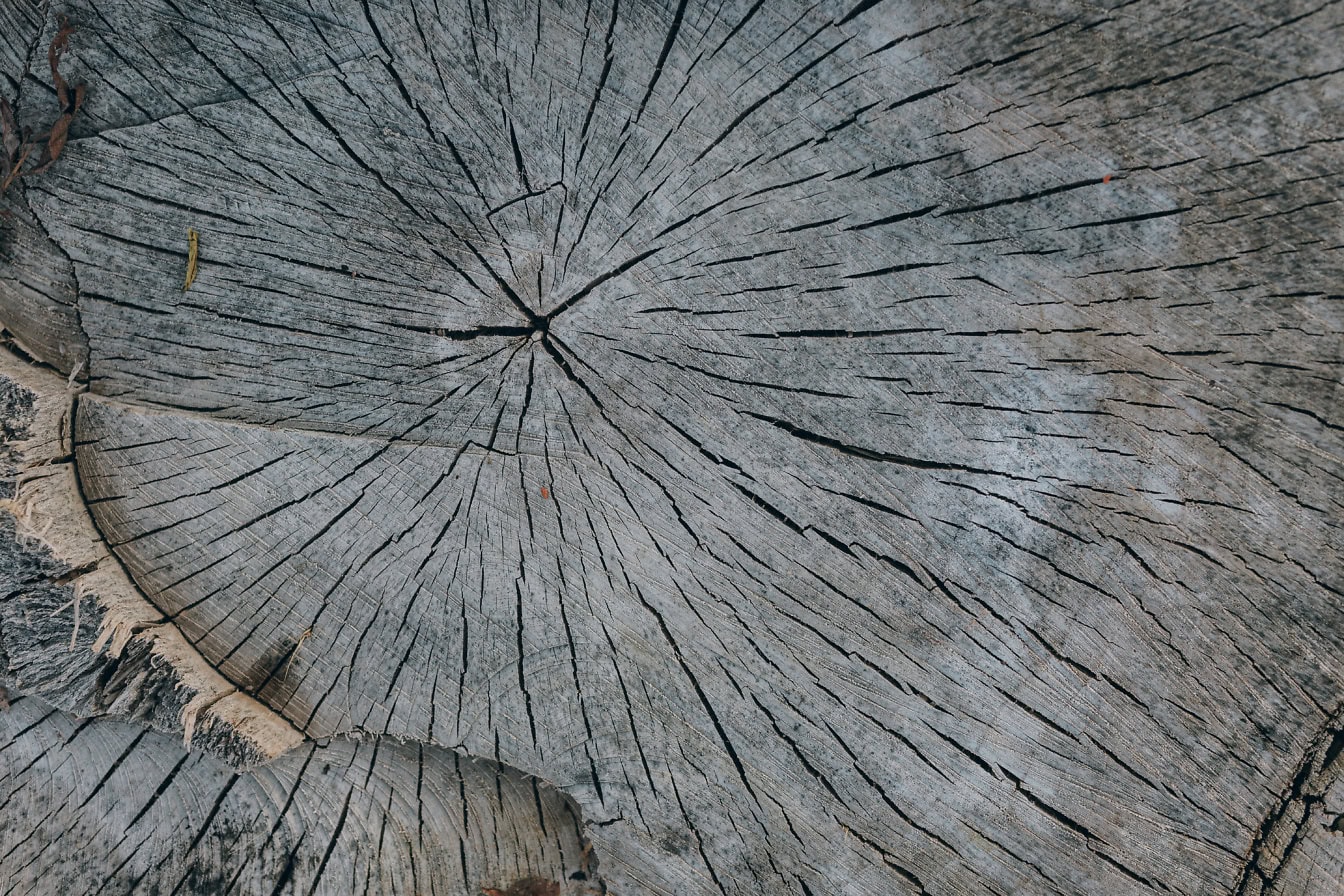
[2,0,1342,894]
[0,696,598,894]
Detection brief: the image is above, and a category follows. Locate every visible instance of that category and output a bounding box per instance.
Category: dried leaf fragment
[184,228,200,291]
[28,84,84,175]
[1,144,31,194]
[0,18,85,192]
[0,97,27,193]
[0,98,18,162]
[48,16,78,110]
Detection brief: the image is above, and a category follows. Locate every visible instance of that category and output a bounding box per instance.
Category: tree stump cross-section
[1,1,1342,894]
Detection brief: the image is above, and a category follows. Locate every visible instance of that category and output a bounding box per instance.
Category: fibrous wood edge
[0,346,303,767]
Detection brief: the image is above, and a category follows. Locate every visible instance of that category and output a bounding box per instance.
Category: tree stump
[2,1,1342,894]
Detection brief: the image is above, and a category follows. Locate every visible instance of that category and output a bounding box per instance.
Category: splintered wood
[0,351,302,769]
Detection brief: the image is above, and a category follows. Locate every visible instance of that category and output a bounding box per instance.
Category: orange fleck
[540,486,550,499]
[1102,173,1113,184]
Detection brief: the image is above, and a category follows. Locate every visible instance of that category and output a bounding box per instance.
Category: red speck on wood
[540,486,550,499]
[1102,173,1113,184]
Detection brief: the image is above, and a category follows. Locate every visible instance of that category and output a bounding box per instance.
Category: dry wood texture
[1,1,1342,894]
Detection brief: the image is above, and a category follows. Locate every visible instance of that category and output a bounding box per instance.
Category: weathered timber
[1,1,1342,894]
[0,696,599,894]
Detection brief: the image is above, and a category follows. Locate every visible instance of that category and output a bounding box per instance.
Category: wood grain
[2,1,1342,894]
[0,696,598,895]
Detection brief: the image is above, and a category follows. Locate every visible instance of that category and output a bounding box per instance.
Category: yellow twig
[183,227,199,291]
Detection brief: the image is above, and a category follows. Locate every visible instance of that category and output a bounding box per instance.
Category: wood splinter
[283,627,313,680]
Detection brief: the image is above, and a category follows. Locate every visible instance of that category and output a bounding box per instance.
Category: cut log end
[2,0,1343,894]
